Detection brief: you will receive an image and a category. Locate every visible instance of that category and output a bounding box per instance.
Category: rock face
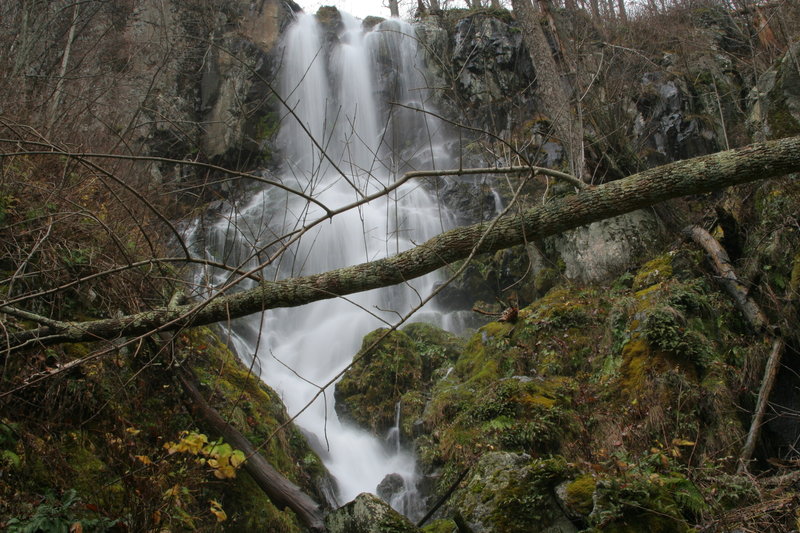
[633,72,719,166]
[550,209,664,283]
[447,11,536,135]
[749,41,800,141]
[115,0,298,187]
[325,493,420,533]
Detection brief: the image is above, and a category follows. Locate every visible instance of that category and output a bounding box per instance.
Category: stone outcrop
[325,493,420,533]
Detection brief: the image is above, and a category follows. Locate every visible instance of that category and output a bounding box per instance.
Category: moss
[420,518,455,533]
[632,253,674,291]
[454,454,570,532]
[619,337,657,396]
[216,470,303,532]
[565,474,596,516]
[63,432,125,512]
[454,322,514,383]
[335,328,422,435]
[181,327,326,498]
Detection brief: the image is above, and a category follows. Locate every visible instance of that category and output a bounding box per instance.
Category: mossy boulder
[326,493,420,533]
[449,452,576,533]
[336,325,463,438]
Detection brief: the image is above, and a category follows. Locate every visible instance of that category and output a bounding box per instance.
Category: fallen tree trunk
[683,225,770,332]
[4,136,800,351]
[176,367,327,531]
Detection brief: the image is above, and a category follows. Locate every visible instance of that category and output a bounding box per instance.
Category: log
[4,136,800,352]
[683,225,769,332]
[737,337,785,473]
[176,368,327,531]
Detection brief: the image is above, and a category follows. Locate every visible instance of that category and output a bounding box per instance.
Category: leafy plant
[5,490,119,533]
[164,431,246,479]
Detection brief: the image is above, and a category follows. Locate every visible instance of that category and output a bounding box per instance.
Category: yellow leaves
[164,431,208,455]
[671,438,696,447]
[209,500,227,522]
[125,427,141,436]
[163,484,183,499]
[163,431,246,479]
[135,454,153,465]
[206,442,247,479]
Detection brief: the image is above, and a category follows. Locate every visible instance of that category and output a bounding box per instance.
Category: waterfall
[190,13,455,517]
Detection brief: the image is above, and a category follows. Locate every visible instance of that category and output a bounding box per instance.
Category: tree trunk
[389,0,399,17]
[513,0,586,180]
[4,137,800,352]
[177,368,327,531]
[47,1,79,133]
[617,0,628,22]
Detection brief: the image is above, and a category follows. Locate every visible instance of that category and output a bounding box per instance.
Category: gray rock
[551,209,663,283]
[325,493,420,533]
[377,473,405,502]
[748,42,800,141]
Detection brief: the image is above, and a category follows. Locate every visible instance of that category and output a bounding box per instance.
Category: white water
[191,14,456,516]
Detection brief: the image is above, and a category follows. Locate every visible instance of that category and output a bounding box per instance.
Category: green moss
[216,470,303,532]
[454,454,571,532]
[455,322,514,383]
[335,328,422,435]
[565,474,596,516]
[63,432,125,512]
[633,253,674,291]
[182,327,326,495]
[421,518,455,533]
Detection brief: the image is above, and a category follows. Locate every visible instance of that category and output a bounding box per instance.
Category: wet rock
[325,493,420,533]
[450,12,535,133]
[634,72,718,164]
[377,472,405,502]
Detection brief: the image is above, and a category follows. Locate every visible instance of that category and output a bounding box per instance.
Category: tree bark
[617,0,628,23]
[176,368,327,531]
[512,0,586,179]
[683,225,769,332]
[4,136,800,352]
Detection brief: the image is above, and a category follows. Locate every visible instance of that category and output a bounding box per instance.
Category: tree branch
[4,136,800,352]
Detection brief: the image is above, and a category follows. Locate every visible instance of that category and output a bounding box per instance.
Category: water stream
[190,13,457,518]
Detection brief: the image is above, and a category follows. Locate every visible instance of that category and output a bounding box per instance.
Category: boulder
[450,452,577,533]
[551,209,663,283]
[325,493,420,533]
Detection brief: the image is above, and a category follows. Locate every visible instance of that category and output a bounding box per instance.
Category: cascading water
[190,13,456,518]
